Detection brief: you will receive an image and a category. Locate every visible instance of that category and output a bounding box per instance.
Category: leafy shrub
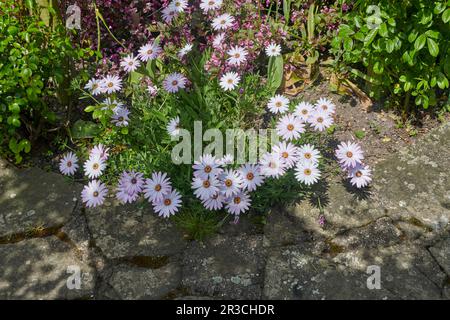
[331,0,450,112]
[0,0,90,163]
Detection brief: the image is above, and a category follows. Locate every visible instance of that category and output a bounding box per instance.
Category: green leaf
[364,29,378,46]
[427,38,439,57]
[71,120,102,139]
[267,55,284,94]
[443,9,450,23]
[414,34,426,51]
[354,130,366,139]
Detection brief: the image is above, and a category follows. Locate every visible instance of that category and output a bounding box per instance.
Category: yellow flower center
[155,184,162,191]
[301,109,308,115]
[304,168,312,176]
[304,153,311,159]
[203,180,211,188]
[287,124,294,131]
[346,151,353,158]
[225,179,232,187]
[281,152,289,159]
[234,197,241,204]
[107,82,113,88]
[246,172,254,180]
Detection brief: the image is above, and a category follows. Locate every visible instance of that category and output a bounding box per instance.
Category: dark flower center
[234,197,241,204]
[164,199,172,206]
[204,165,212,173]
[317,117,323,123]
[356,171,362,177]
[346,151,353,158]
[246,173,254,180]
[225,179,232,187]
[93,163,99,170]
[203,180,211,188]
[155,184,162,191]
[67,161,72,167]
[287,124,294,131]
[282,152,289,159]
[93,191,99,197]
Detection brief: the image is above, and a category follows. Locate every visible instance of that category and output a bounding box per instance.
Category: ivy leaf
[427,38,439,57]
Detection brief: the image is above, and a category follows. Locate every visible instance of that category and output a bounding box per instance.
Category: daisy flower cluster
[60,144,110,208]
[191,154,262,216]
[262,95,371,189]
[336,141,372,188]
[59,144,182,217]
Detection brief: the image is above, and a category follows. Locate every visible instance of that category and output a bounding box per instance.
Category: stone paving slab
[182,234,265,300]
[85,200,187,259]
[0,237,95,299]
[0,160,81,238]
[106,262,182,300]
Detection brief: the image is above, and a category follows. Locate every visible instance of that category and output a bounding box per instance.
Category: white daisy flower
[294,102,315,121]
[138,42,162,62]
[193,154,222,180]
[315,97,336,114]
[59,152,79,176]
[308,109,334,132]
[192,176,220,201]
[227,46,248,66]
[212,13,234,30]
[219,72,240,91]
[143,172,172,204]
[84,155,106,179]
[276,113,305,141]
[153,188,182,218]
[217,154,234,166]
[118,171,144,195]
[225,191,251,215]
[162,6,178,24]
[111,107,130,127]
[102,98,124,112]
[298,144,320,165]
[272,142,300,169]
[202,192,225,211]
[267,94,290,114]
[81,180,108,208]
[169,0,188,12]
[259,152,286,178]
[200,0,223,13]
[167,116,181,137]
[120,54,141,73]
[239,164,264,192]
[219,169,244,198]
[163,72,187,93]
[90,144,109,161]
[100,75,122,94]
[84,78,102,96]
[178,43,193,58]
[212,33,226,49]
[265,43,282,57]
[295,162,321,185]
[335,141,364,168]
[348,163,372,188]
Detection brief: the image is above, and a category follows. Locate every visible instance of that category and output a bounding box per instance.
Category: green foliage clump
[332,0,450,113]
[0,0,90,163]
